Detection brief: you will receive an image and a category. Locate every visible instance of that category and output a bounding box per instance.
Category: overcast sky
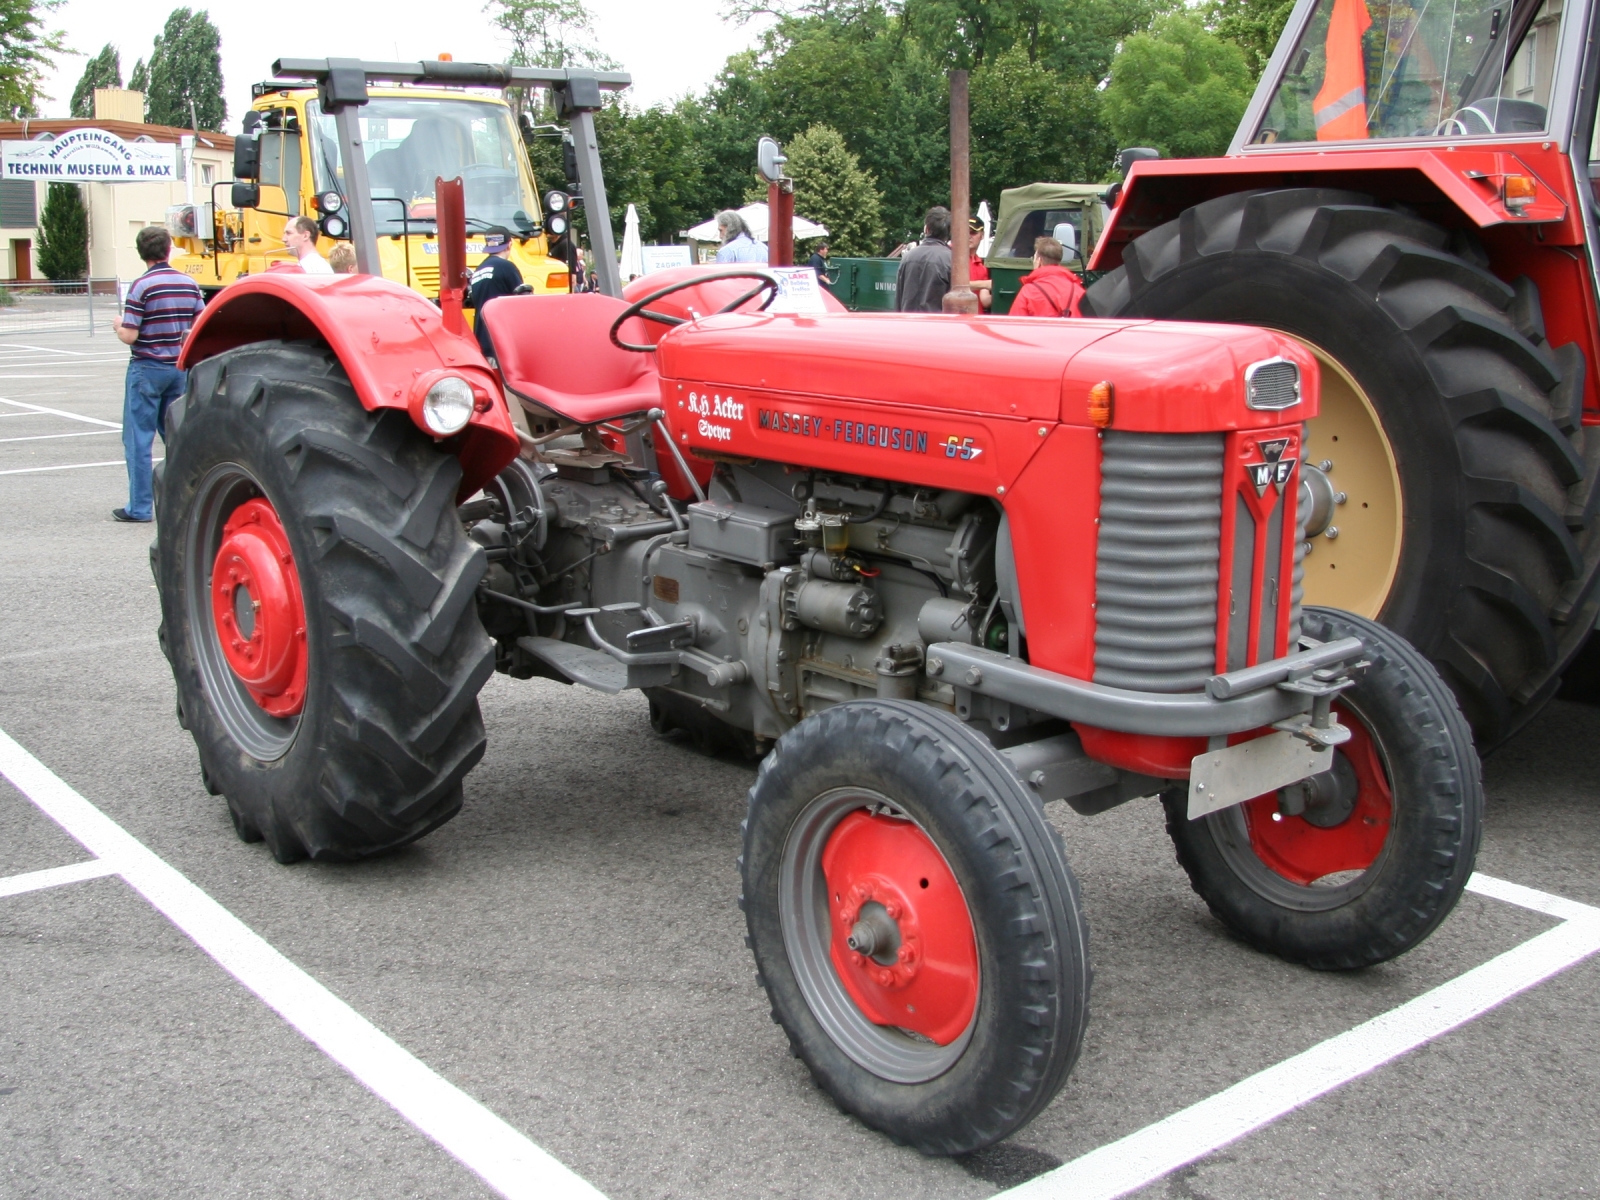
[34,0,773,130]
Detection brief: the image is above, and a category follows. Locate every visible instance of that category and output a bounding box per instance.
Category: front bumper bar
[924,637,1365,738]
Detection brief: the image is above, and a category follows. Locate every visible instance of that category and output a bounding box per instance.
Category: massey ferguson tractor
[1086,0,1600,748]
[151,59,1482,1153]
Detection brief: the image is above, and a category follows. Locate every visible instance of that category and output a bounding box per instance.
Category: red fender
[179,273,520,495]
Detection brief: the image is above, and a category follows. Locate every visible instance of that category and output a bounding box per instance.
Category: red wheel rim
[820,811,978,1046]
[1241,708,1392,885]
[210,498,308,717]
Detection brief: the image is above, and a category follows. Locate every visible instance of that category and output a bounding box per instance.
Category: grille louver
[1093,432,1225,693]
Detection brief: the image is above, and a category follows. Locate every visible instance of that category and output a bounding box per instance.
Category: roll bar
[268,57,633,297]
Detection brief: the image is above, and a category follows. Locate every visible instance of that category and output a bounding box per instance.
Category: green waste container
[825,257,900,311]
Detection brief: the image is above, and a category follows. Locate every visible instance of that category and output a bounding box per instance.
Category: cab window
[1254,0,1564,144]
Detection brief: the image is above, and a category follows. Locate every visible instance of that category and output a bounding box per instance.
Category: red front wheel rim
[210,498,308,717]
[1240,707,1392,885]
[821,810,980,1046]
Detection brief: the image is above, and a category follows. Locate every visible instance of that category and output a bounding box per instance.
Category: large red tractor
[153,59,1481,1153]
[1085,0,1600,747]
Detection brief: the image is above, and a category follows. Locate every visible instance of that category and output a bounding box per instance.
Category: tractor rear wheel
[1161,608,1482,970]
[1085,189,1600,747]
[154,341,493,862]
[740,700,1090,1154]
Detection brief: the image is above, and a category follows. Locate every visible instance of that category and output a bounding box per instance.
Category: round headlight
[320,191,344,214]
[543,189,569,213]
[421,376,475,436]
[548,213,568,236]
[322,214,347,238]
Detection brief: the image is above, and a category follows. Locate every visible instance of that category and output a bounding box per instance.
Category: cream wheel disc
[1288,337,1404,619]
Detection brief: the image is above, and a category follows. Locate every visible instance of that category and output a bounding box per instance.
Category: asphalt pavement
[1,326,1596,1199]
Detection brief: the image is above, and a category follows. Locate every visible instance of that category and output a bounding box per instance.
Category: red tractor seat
[481,293,662,425]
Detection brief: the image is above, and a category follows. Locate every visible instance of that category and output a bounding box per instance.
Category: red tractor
[153,59,1481,1153]
[1085,0,1600,747]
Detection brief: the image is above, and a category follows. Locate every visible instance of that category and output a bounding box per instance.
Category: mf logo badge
[1247,438,1296,496]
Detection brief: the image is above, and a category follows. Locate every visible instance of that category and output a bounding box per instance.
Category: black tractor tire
[1162,607,1483,970]
[153,340,493,862]
[740,700,1090,1154]
[1085,188,1600,747]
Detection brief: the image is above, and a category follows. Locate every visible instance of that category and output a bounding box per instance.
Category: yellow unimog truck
[168,75,583,299]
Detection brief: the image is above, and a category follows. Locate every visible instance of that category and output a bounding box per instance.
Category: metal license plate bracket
[1187,730,1336,820]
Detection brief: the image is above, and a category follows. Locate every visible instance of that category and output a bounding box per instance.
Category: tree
[129,56,148,98]
[0,0,67,119]
[1102,13,1253,158]
[35,183,88,281]
[487,0,617,70]
[1208,0,1296,78]
[144,9,224,129]
[781,124,885,256]
[70,43,121,118]
[971,48,1114,202]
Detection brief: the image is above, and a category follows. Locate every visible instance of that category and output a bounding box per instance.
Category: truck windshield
[307,96,541,235]
[1252,0,1563,144]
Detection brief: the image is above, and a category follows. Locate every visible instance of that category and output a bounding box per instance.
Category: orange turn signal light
[546,272,571,290]
[1088,381,1115,428]
[1504,174,1537,209]
[438,53,455,61]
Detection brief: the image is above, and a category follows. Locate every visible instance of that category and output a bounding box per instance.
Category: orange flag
[1314,0,1373,140]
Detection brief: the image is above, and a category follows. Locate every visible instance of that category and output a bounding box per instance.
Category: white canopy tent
[682,202,829,244]
[619,203,645,281]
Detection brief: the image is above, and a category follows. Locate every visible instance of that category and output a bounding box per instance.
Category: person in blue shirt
[715,211,768,264]
[465,229,524,361]
[113,226,204,523]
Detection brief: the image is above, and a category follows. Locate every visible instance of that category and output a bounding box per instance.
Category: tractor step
[517,635,670,694]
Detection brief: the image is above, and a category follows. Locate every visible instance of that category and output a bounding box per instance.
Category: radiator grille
[1093,431,1225,693]
[1245,358,1301,410]
[411,265,441,294]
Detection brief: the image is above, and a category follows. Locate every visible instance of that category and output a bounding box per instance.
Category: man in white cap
[466,228,524,360]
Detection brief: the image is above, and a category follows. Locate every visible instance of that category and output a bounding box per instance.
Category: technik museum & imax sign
[1,129,178,182]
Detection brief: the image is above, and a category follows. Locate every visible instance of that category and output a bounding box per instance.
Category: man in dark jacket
[894,206,952,313]
[466,229,524,360]
[1010,236,1084,318]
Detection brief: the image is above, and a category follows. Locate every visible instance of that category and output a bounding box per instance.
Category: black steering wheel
[609,269,781,352]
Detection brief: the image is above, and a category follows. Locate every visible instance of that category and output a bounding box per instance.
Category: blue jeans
[122,358,187,520]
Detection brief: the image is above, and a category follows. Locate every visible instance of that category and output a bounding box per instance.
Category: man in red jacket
[1009,236,1084,318]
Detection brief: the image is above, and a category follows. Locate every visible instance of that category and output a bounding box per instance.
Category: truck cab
[169,85,572,299]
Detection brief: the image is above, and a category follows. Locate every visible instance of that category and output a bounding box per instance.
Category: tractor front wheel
[741,700,1090,1154]
[1162,608,1482,970]
[154,341,494,862]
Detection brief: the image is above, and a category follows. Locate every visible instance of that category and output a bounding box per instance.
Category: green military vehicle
[984,183,1108,314]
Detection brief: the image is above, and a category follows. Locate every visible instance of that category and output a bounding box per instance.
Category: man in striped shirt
[113,226,205,522]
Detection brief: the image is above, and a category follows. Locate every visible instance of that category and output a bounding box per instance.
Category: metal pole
[942,69,979,316]
[86,279,94,336]
[768,181,795,267]
[569,108,620,298]
[333,105,381,276]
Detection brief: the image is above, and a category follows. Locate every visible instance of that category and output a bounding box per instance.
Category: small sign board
[641,245,693,274]
[765,266,828,314]
[2,129,178,183]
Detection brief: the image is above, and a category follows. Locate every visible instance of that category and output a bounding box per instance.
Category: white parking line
[2,719,1594,1200]
[998,880,1600,1200]
[0,397,122,427]
[0,429,120,444]
[0,343,86,355]
[0,858,119,899]
[0,458,154,477]
[0,727,608,1200]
